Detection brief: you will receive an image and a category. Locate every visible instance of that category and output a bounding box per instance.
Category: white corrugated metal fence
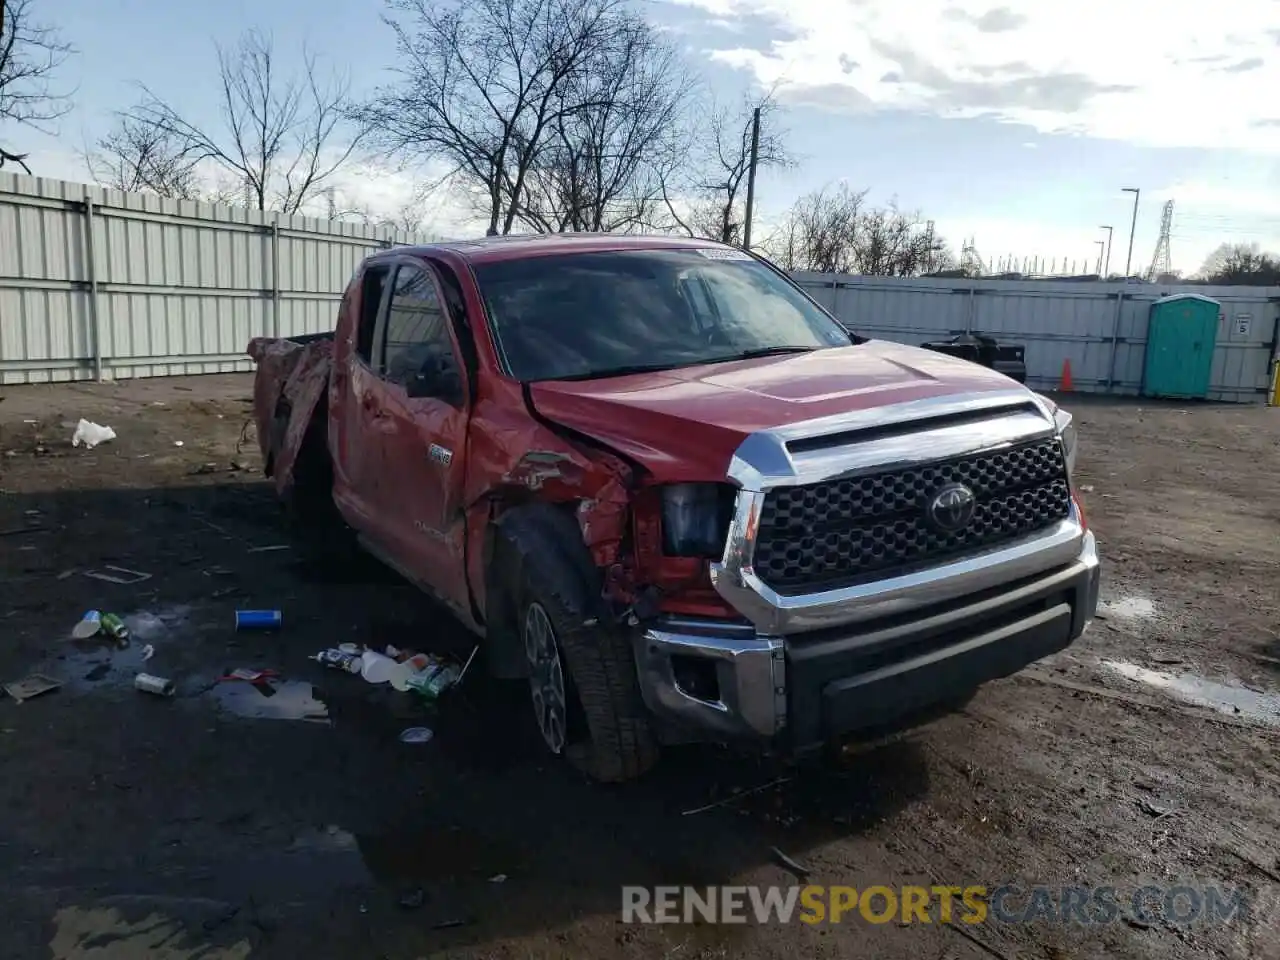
[3,173,1277,401]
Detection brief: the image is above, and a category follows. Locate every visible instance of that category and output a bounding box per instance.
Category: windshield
[473,248,854,381]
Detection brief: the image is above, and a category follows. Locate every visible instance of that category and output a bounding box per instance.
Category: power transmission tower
[960,237,985,276]
[1145,200,1174,281]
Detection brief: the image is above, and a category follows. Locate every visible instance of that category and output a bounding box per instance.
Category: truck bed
[246,334,334,494]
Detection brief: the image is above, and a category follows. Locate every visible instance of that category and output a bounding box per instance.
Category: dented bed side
[247,335,333,498]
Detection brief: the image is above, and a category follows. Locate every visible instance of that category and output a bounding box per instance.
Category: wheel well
[482,501,601,680]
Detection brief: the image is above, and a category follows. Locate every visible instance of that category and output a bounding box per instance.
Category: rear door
[331,261,393,529]
[362,259,472,611]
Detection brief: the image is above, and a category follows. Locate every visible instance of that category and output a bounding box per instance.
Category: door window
[377,264,464,406]
[356,264,390,364]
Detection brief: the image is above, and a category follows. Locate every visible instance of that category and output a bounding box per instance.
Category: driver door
[361,259,472,613]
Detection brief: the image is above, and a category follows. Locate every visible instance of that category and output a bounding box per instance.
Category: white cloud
[660,0,1280,152]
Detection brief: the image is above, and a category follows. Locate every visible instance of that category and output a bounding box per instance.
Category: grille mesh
[753,438,1071,593]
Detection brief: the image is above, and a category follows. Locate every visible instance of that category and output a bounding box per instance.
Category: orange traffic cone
[1060,358,1074,392]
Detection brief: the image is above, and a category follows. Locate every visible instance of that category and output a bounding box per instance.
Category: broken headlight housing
[660,483,736,558]
[1036,394,1077,475]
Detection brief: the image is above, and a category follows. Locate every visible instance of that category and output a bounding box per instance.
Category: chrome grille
[753,438,1071,593]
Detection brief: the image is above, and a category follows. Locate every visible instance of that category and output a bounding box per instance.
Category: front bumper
[634,531,1100,749]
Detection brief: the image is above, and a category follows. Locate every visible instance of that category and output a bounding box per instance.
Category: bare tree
[853,205,945,277]
[1198,242,1280,285]
[0,0,74,173]
[356,0,647,236]
[514,14,689,233]
[661,90,791,246]
[767,183,953,277]
[767,183,867,273]
[127,30,360,213]
[86,116,202,198]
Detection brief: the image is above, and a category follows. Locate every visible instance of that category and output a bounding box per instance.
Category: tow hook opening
[671,654,721,704]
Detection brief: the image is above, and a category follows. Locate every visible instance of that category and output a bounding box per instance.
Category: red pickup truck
[249,234,1099,782]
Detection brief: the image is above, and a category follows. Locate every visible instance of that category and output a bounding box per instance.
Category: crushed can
[135,673,175,697]
[313,648,361,673]
[100,612,130,644]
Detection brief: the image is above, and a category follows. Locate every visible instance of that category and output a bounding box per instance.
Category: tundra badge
[428,444,453,467]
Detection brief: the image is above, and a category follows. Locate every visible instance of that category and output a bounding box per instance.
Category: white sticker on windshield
[695,247,753,261]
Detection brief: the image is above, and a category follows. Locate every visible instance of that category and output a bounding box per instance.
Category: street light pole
[1094,240,1105,275]
[1121,189,1140,279]
[1099,224,1113,277]
[742,107,761,250]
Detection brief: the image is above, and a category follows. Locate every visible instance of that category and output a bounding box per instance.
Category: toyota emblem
[927,483,976,533]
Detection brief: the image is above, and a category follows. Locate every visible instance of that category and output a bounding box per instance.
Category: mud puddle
[208,678,330,722]
[1101,659,1280,726]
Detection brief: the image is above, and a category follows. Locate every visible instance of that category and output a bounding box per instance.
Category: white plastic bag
[71,419,116,449]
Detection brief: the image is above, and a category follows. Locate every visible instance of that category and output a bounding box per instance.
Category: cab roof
[382,232,741,265]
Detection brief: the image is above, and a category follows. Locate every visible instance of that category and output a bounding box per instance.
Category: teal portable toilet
[1142,294,1220,399]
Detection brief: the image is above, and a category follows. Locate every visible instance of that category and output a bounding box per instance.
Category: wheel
[507,524,659,783]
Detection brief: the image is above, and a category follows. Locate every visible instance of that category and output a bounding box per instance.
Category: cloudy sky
[6,0,1280,275]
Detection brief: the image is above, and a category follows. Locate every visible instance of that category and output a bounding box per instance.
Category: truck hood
[528,340,1027,481]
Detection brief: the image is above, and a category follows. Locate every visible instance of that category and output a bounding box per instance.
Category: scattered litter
[488,874,507,884]
[141,644,155,662]
[234,610,282,631]
[770,847,812,878]
[174,440,184,446]
[457,644,479,684]
[56,569,77,581]
[681,776,793,816]
[71,419,116,449]
[83,565,152,585]
[246,544,290,553]
[405,659,460,699]
[192,463,220,475]
[399,726,434,744]
[71,610,103,640]
[1135,797,1174,819]
[397,888,425,910]
[360,649,399,685]
[4,673,62,703]
[0,525,45,538]
[135,673,176,697]
[312,648,362,673]
[22,419,37,424]
[1079,484,1095,493]
[100,612,130,644]
[230,459,250,472]
[219,668,280,683]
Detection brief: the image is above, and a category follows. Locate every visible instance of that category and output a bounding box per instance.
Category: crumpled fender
[246,336,333,497]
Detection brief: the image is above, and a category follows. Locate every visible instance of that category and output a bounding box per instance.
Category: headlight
[661,483,735,558]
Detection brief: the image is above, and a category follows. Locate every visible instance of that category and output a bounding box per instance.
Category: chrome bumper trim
[635,621,786,739]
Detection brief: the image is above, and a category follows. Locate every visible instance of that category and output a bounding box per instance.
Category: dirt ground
[1,375,1278,960]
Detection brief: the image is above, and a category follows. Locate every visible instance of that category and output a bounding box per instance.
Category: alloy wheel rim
[524,603,567,755]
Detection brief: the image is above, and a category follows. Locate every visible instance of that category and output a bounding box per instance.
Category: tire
[500,508,659,783]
